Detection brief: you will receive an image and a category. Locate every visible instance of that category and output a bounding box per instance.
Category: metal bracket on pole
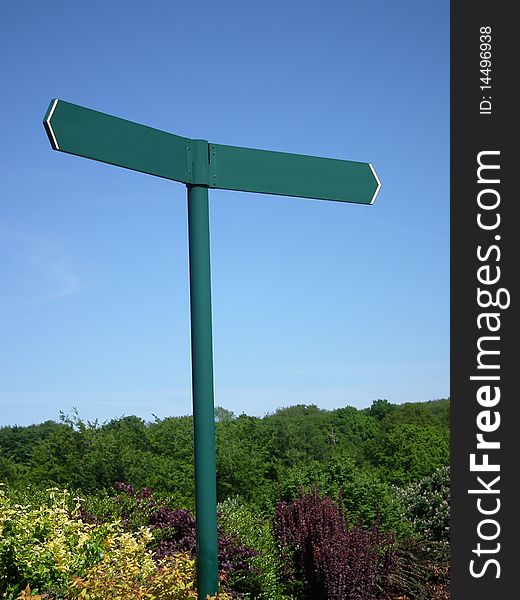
[186,139,210,186]
[209,144,218,189]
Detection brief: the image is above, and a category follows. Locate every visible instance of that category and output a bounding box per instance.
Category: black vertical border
[451,1,516,598]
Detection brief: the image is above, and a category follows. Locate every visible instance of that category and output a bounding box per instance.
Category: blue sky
[0,1,449,426]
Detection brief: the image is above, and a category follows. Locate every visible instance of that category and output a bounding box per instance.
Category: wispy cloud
[31,243,82,302]
[0,227,83,304]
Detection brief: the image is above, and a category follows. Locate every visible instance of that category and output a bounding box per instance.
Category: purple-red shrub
[148,504,258,587]
[81,482,258,592]
[275,487,396,600]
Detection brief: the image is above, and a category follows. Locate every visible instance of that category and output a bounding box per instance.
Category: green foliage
[260,404,378,469]
[1,397,450,595]
[0,421,65,465]
[0,487,234,600]
[214,407,235,423]
[373,399,450,432]
[0,459,18,487]
[146,553,232,600]
[218,497,295,600]
[0,487,141,598]
[144,416,195,504]
[366,399,395,422]
[22,412,126,493]
[395,466,450,561]
[69,549,214,600]
[216,415,273,508]
[389,539,450,600]
[386,467,450,598]
[2,399,450,501]
[277,452,410,538]
[371,424,449,486]
[66,526,155,599]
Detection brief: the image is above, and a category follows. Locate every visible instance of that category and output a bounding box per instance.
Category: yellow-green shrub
[1,488,112,596]
[70,551,232,600]
[0,487,232,600]
[0,488,156,598]
[67,528,155,599]
[147,553,197,599]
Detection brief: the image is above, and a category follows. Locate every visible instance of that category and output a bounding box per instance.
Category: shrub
[0,487,235,600]
[388,539,450,600]
[275,487,396,600]
[67,527,155,599]
[70,550,233,600]
[218,497,295,599]
[80,483,259,596]
[70,549,234,599]
[0,458,19,486]
[277,454,410,538]
[395,466,450,560]
[0,487,154,599]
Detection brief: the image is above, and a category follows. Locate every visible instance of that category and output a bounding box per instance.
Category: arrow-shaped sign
[44,99,380,204]
[44,98,189,183]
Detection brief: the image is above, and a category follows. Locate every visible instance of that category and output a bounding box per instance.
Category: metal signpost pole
[186,183,219,598]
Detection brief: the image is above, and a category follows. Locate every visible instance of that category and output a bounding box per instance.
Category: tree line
[0,398,449,513]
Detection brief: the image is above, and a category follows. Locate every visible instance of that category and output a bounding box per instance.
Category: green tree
[278,451,409,536]
[372,423,449,485]
[0,456,18,485]
[214,406,235,423]
[27,414,126,492]
[366,398,395,422]
[216,415,273,508]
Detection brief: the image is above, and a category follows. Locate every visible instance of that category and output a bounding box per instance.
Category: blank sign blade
[210,143,381,204]
[43,99,381,205]
[43,99,189,183]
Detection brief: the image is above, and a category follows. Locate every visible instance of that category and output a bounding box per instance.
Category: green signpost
[43,98,381,599]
